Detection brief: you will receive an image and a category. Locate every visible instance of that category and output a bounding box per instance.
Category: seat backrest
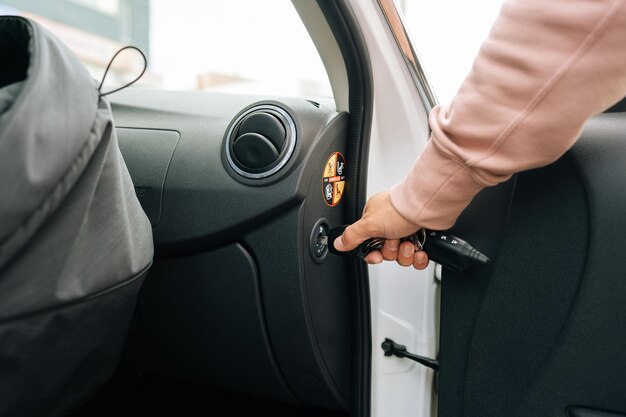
[439,112,626,417]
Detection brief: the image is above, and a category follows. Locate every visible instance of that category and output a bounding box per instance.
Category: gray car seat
[0,16,153,417]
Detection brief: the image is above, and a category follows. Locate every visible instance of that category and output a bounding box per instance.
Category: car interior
[70,92,361,417]
[71,2,373,417]
[2,0,626,416]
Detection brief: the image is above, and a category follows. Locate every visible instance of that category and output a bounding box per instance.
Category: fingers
[331,190,429,270]
[365,245,430,270]
[333,220,372,252]
[413,251,429,270]
[382,239,400,261]
[396,241,415,267]
[364,250,384,264]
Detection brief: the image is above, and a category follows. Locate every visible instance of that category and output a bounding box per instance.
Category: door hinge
[381,338,439,371]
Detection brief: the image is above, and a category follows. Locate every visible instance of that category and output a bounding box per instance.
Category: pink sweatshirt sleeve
[389,0,626,230]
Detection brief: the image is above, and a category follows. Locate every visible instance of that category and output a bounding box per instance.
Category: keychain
[320,225,489,273]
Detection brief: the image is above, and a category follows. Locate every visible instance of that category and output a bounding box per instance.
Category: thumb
[333,220,372,252]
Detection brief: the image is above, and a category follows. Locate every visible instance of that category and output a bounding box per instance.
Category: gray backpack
[0,16,153,416]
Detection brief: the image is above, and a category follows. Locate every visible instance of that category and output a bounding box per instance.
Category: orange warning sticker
[333,181,345,206]
[323,153,337,177]
[322,152,346,207]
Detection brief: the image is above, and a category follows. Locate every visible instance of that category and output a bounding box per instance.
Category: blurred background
[0,0,505,104]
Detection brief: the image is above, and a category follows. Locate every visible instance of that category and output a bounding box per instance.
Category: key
[320,225,489,273]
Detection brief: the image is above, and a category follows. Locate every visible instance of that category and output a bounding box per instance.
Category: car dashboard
[110,88,356,410]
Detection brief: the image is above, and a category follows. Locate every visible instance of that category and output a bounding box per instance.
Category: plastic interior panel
[244,204,351,410]
[112,90,354,411]
[569,407,626,417]
[438,113,626,417]
[116,128,179,226]
[129,244,296,403]
[243,123,355,410]
[313,2,376,414]
[111,90,338,252]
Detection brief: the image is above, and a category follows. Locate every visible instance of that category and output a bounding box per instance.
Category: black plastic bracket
[381,338,439,371]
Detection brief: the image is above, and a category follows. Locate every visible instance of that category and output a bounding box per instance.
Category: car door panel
[439,111,626,417]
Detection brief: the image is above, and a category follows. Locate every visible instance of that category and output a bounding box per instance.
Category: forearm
[390,0,626,230]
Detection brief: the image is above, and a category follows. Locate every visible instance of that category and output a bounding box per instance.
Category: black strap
[98,46,147,98]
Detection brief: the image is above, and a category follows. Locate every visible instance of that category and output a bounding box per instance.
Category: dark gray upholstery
[0,16,153,417]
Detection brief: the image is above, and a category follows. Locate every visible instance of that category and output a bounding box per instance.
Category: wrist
[389,141,484,230]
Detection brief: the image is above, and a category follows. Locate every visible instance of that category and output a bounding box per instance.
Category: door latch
[381,338,439,371]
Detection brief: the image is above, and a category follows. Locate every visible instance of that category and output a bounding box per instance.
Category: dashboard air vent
[225,104,296,179]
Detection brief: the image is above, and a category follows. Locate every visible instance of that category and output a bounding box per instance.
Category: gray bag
[0,16,153,416]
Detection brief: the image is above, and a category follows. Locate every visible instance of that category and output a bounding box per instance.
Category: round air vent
[224,104,296,179]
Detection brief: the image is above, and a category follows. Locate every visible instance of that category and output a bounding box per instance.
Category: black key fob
[325,225,489,273]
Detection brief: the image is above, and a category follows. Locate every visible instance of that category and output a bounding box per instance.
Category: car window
[0,0,333,99]
[400,0,506,103]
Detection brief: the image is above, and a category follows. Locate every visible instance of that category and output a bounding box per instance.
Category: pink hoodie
[390,0,626,230]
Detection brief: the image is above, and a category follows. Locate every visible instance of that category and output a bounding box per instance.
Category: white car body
[300,1,440,415]
[353,2,439,416]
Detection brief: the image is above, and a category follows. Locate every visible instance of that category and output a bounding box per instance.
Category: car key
[320,225,489,273]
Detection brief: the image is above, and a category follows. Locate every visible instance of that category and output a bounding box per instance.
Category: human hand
[333,191,429,269]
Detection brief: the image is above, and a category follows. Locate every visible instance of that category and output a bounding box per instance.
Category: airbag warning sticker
[322,152,346,207]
